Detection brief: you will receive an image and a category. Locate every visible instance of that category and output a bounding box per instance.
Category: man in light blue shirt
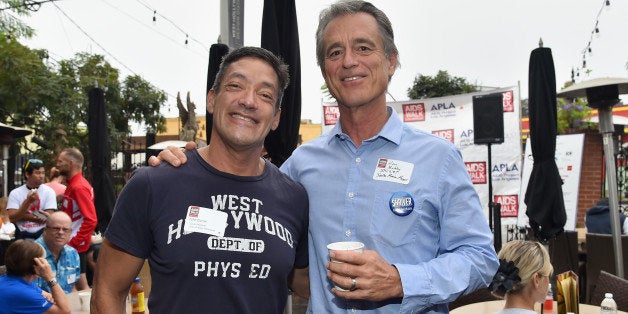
[152,1,498,312]
[34,211,80,294]
[279,1,497,312]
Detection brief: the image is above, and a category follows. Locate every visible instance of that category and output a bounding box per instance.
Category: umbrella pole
[1,145,7,197]
[598,106,625,278]
[487,143,502,252]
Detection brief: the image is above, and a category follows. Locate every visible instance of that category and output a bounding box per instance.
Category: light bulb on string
[583,59,587,68]
[153,10,157,23]
[588,46,592,56]
[606,0,610,10]
[185,34,189,45]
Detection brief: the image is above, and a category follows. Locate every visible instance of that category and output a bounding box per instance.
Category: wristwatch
[47,278,58,288]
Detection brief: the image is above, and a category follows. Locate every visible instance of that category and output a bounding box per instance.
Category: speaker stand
[487,143,502,252]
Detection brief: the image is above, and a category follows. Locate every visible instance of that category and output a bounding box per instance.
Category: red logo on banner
[432,129,454,143]
[495,194,518,217]
[502,91,514,113]
[323,106,340,125]
[403,103,425,122]
[465,162,487,184]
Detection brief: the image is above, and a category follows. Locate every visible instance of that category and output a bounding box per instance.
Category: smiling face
[207,56,281,151]
[321,12,397,110]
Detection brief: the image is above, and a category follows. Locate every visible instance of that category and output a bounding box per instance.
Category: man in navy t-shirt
[91,47,309,314]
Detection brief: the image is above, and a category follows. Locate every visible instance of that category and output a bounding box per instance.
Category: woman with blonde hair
[489,240,553,314]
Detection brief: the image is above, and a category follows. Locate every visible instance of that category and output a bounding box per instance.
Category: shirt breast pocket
[370,190,421,248]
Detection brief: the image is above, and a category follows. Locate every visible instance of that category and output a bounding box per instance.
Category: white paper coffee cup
[326,241,364,291]
[79,291,91,311]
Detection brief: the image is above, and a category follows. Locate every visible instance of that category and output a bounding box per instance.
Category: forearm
[91,289,127,314]
[8,199,35,222]
[48,279,71,313]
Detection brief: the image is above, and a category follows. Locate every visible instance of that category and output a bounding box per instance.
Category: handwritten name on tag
[184,206,228,237]
[373,158,414,184]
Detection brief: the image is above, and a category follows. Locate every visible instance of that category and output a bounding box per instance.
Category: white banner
[518,133,585,231]
[322,87,522,222]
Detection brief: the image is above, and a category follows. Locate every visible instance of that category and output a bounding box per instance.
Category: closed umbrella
[87,88,116,232]
[261,0,302,167]
[524,46,566,244]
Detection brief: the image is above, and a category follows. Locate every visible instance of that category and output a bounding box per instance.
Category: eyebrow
[226,71,277,91]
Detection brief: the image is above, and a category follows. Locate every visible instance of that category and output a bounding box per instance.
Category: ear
[532,273,541,287]
[270,108,281,131]
[387,52,398,78]
[206,90,216,114]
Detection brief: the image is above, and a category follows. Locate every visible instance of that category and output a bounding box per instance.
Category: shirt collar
[327,106,403,146]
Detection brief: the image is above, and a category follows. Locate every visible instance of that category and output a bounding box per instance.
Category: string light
[571,0,610,83]
[134,0,208,53]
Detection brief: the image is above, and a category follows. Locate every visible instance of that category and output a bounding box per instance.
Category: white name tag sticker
[184,206,228,237]
[373,158,414,184]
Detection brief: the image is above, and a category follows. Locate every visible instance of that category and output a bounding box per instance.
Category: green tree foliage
[0,0,35,38]
[407,70,478,99]
[0,38,166,165]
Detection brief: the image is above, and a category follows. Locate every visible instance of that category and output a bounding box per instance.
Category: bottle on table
[130,277,146,314]
[600,292,617,314]
[543,283,553,312]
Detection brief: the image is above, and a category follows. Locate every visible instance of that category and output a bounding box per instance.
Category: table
[450,300,627,314]
[68,290,144,313]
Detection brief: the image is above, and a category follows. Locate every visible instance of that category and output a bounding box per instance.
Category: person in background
[0,196,16,265]
[152,1,498,312]
[585,198,628,234]
[45,167,66,206]
[56,148,97,291]
[489,240,553,314]
[7,158,57,240]
[0,239,71,314]
[92,47,309,313]
[34,211,80,294]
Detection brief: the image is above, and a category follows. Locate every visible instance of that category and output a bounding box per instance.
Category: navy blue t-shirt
[105,150,308,313]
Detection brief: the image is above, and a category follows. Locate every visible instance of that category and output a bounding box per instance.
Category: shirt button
[345,230,352,237]
[348,192,355,198]
[355,157,361,163]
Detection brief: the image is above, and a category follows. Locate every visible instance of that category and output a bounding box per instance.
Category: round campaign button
[389,191,414,216]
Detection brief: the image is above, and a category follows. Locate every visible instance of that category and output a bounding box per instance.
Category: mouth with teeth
[231,113,256,124]
[343,76,363,82]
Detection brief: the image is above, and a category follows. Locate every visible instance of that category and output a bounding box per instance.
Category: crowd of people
[0,148,97,313]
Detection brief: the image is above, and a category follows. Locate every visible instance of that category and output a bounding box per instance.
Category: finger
[184,141,197,150]
[156,148,181,167]
[147,155,161,167]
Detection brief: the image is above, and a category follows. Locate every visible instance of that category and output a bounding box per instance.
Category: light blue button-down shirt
[35,236,80,294]
[281,107,498,313]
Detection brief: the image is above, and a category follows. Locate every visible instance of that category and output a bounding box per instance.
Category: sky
[14,0,628,129]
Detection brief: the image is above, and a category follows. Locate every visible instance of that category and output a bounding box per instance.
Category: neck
[338,103,389,146]
[199,145,265,177]
[503,292,537,311]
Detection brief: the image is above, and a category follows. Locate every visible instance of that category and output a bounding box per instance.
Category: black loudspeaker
[473,93,504,144]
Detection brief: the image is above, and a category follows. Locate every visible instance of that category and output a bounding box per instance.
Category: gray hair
[315,0,400,69]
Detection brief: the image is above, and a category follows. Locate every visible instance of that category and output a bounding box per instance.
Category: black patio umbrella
[261,0,302,167]
[87,88,116,232]
[524,46,566,244]
[205,43,230,144]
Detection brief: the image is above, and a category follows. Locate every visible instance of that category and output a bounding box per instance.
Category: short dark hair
[23,158,44,175]
[211,46,290,110]
[5,239,44,276]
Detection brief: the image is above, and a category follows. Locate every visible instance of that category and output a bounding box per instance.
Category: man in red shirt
[57,147,97,290]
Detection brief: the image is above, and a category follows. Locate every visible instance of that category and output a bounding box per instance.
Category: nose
[239,89,257,110]
[342,50,358,69]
